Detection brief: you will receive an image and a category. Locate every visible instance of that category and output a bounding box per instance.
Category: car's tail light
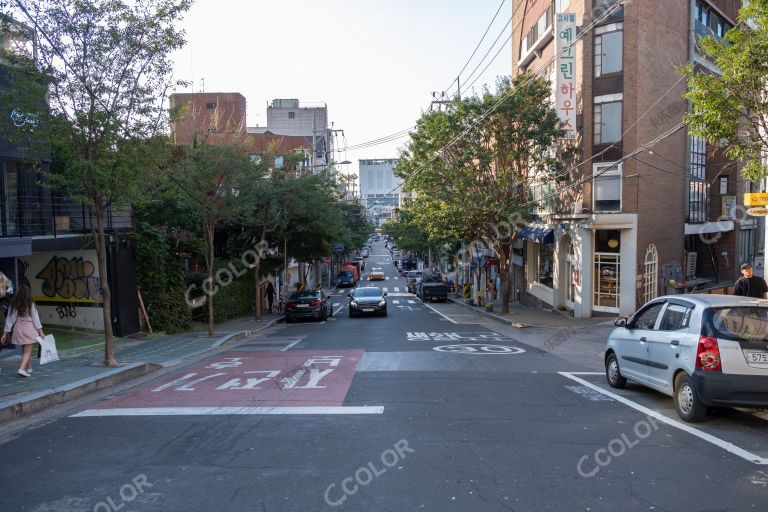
[310,299,322,306]
[696,336,721,371]
[286,302,296,308]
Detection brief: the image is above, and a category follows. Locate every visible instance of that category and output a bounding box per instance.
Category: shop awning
[517,226,554,244]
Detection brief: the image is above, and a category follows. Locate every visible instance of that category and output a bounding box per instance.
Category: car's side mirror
[614,317,628,328]
[383,292,387,297]
[347,293,352,298]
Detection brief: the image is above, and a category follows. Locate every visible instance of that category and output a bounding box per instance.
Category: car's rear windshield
[338,271,354,277]
[372,268,383,273]
[354,288,381,297]
[707,307,768,341]
[289,291,320,300]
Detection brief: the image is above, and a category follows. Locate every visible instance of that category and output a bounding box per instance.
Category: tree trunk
[204,218,215,336]
[95,204,117,366]
[497,243,512,314]
[254,261,262,321]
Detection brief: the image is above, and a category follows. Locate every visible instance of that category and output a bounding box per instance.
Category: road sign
[334,243,344,253]
[744,193,768,206]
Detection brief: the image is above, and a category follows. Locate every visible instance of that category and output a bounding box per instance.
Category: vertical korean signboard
[556,13,577,139]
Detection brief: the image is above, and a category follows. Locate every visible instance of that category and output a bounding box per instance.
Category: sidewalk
[447,296,614,330]
[0,312,284,424]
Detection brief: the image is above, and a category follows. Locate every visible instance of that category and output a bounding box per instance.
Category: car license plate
[296,304,309,308]
[745,351,768,363]
[363,308,374,312]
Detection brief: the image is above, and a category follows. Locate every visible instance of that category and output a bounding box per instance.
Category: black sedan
[348,287,387,317]
[285,290,333,322]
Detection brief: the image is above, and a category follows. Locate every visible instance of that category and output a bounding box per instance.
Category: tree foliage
[0,0,191,364]
[684,0,768,181]
[396,75,574,311]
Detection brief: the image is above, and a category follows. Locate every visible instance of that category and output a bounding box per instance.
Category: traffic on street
[1,239,766,511]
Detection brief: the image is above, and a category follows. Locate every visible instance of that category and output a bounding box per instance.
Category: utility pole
[430,91,450,112]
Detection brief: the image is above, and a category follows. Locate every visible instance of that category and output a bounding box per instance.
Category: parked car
[348,287,388,317]
[285,290,333,322]
[418,273,448,302]
[605,294,768,422]
[369,267,385,281]
[405,270,423,292]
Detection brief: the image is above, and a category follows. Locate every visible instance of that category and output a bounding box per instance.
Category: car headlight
[350,301,358,307]
[378,300,386,307]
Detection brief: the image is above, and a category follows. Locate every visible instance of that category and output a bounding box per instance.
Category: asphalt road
[1,241,767,511]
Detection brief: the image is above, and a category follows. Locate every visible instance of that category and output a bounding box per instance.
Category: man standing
[733,263,768,299]
[265,281,276,313]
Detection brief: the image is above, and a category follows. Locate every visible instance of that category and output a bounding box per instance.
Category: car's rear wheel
[605,353,627,388]
[674,373,708,422]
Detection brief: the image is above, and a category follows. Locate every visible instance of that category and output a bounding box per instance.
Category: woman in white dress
[1,285,45,377]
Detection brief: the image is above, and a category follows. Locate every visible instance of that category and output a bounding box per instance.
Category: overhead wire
[366,0,627,211]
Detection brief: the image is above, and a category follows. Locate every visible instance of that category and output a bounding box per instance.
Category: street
[1,241,767,511]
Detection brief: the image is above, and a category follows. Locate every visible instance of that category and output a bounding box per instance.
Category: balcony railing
[1,195,132,238]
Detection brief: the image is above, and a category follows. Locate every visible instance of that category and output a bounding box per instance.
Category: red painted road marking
[94,350,363,409]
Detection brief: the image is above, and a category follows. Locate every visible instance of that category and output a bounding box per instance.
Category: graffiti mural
[18,250,105,331]
[35,256,102,300]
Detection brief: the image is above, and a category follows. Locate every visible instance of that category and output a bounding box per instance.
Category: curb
[447,297,580,329]
[0,315,285,424]
[0,362,158,424]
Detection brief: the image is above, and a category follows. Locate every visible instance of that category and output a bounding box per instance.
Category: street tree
[0,0,191,365]
[168,140,257,336]
[397,75,574,312]
[684,0,768,181]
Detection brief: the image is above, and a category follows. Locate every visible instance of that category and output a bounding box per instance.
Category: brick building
[511,0,760,317]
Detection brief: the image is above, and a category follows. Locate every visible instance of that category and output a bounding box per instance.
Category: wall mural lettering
[36,256,103,300]
[55,304,77,319]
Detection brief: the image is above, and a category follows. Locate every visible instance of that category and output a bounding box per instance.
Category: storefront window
[537,243,555,288]
[1,161,19,236]
[594,230,621,312]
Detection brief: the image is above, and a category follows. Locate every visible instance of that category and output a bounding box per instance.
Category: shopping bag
[37,334,59,364]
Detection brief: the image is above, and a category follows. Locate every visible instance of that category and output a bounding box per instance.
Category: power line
[366,0,626,211]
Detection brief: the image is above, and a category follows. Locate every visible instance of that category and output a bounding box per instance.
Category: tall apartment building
[511,0,759,317]
[358,159,401,225]
[248,99,334,171]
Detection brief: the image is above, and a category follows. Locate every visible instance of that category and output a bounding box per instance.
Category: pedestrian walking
[733,262,768,299]
[486,281,497,303]
[265,281,276,313]
[0,272,13,352]
[1,285,45,377]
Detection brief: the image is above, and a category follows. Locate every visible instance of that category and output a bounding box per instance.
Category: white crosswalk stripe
[407,300,415,304]
[385,276,390,280]
[383,287,389,293]
[394,287,400,292]
[392,300,400,304]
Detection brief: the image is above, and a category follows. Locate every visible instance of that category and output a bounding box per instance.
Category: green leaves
[684,0,768,181]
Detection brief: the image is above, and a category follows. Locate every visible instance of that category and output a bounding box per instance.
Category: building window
[288,111,295,119]
[593,162,622,212]
[695,1,731,41]
[688,136,708,222]
[593,99,622,144]
[536,243,555,289]
[594,24,623,77]
[643,244,659,303]
[274,155,284,170]
[206,102,216,109]
[250,154,262,165]
[739,228,756,267]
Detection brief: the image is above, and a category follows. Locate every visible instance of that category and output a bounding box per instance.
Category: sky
[170,0,513,176]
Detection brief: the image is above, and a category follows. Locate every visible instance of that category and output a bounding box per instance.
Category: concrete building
[358,159,401,225]
[510,0,759,317]
[248,99,335,172]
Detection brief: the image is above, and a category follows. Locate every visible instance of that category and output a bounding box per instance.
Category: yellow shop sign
[744,193,768,206]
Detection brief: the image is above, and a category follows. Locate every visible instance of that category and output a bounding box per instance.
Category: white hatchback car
[605,294,768,422]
